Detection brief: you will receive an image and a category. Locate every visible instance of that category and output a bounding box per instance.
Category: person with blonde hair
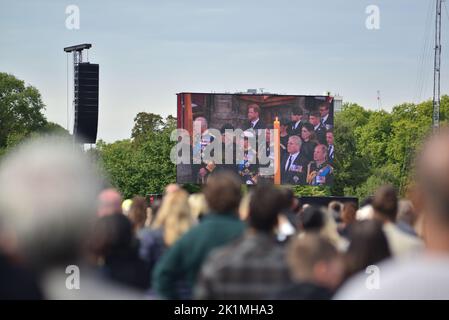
[153,172,245,299]
[188,193,209,221]
[138,189,194,290]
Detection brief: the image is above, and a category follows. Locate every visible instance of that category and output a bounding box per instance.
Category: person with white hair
[0,136,142,299]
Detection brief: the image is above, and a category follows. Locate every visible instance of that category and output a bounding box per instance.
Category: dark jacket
[195,232,291,300]
[301,140,318,163]
[272,282,333,300]
[245,119,266,131]
[313,124,327,145]
[287,120,306,137]
[281,152,308,185]
[152,213,245,299]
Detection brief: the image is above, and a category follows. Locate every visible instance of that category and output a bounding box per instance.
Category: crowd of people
[192,103,335,186]
[1,127,449,300]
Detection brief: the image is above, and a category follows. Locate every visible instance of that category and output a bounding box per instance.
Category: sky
[1,0,448,142]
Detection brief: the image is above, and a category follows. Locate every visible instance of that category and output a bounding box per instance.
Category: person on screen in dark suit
[308,111,327,145]
[279,118,290,155]
[300,123,318,163]
[288,107,306,137]
[319,103,334,130]
[326,129,335,164]
[213,123,238,176]
[245,104,266,131]
[281,135,308,185]
[306,144,334,186]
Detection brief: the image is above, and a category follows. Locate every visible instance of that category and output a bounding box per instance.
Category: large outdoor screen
[176,93,335,186]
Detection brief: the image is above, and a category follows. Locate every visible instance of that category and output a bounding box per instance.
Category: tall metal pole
[377,90,381,111]
[433,0,442,130]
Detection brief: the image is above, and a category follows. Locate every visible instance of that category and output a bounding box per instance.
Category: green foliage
[334,95,449,200]
[97,113,176,198]
[3,72,449,202]
[0,72,48,149]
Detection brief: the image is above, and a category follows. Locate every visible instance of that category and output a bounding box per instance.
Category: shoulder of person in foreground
[334,253,449,300]
[194,238,243,299]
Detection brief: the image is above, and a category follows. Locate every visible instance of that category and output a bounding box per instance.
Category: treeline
[332,96,449,199]
[0,72,68,158]
[2,72,448,200]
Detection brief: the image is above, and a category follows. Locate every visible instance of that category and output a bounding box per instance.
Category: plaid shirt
[195,232,291,300]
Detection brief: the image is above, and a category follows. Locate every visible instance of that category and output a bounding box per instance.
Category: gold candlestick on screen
[274,117,281,184]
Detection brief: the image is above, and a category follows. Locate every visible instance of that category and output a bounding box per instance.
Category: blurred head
[194,116,208,134]
[309,112,321,127]
[89,214,133,260]
[414,127,449,250]
[280,187,299,213]
[247,104,260,122]
[203,172,242,214]
[287,135,301,154]
[287,234,343,290]
[397,199,418,227]
[319,104,330,118]
[341,202,358,225]
[291,108,304,122]
[97,188,123,217]
[313,144,327,163]
[248,184,285,233]
[121,199,133,215]
[127,196,148,232]
[0,136,102,271]
[326,130,334,145]
[299,206,325,232]
[188,193,209,221]
[164,183,180,195]
[372,185,398,223]
[153,189,193,246]
[345,220,391,277]
[328,201,343,222]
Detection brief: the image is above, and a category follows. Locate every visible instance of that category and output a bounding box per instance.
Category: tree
[131,112,164,143]
[0,72,47,149]
[98,114,177,198]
